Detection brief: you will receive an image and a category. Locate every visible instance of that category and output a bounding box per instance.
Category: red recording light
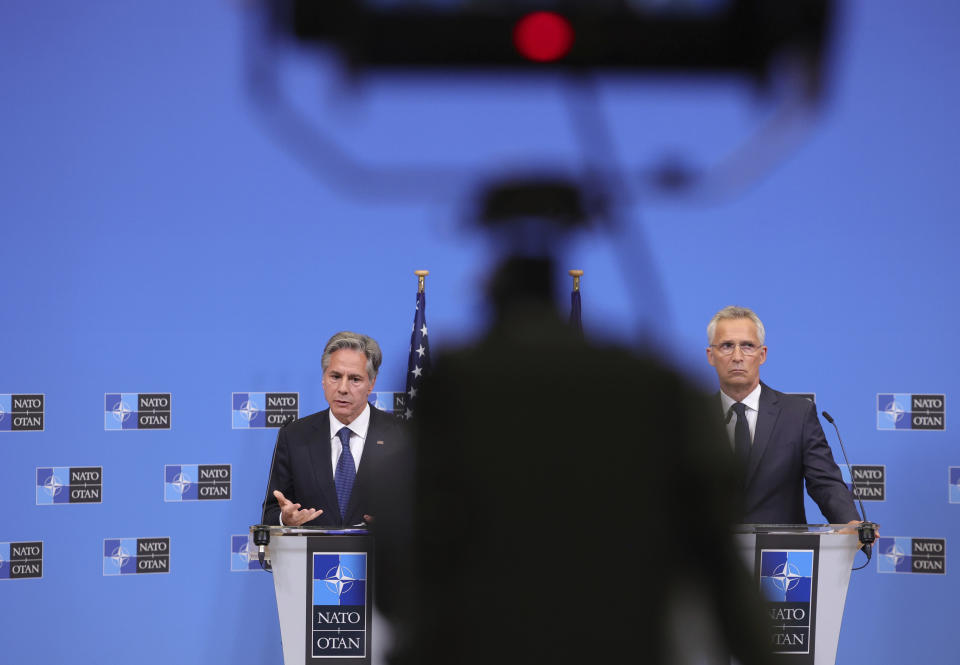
[513,12,574,63]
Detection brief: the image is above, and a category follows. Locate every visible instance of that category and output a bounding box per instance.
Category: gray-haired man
[261,331,407,527]
[706,306,860,525]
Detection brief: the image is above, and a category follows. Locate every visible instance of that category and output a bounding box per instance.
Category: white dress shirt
[329,403,370,479]
[719,383,762,451]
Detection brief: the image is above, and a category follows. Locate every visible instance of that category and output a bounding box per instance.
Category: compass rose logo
[882,541,905,567]
[42,472,64,498]
[770,562,802,593]
[111,399,134,424]
[111,545,131,570]
[883,400,906,425]
[171,472,191,496]
[239,399,260,422]
[323,562,356,596]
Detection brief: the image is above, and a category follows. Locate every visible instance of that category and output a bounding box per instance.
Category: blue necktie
[731,402,751,463]
[334,427,356,523]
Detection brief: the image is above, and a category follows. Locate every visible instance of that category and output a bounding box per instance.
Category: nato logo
[231,534,261,572]
[0,541,43,579]
[232,392,298,428]
[371,391,407,418]
[760,549,813,654]
[312,552,367,657]
[103,537,170,575]
[105,393,171,430]
[877,536,946,574]
[0,394,44,431]
[840,464,885,502]
[877,393,945,430]
[950,467,960,504]
[164,464,231,501]
[36,466,102,504]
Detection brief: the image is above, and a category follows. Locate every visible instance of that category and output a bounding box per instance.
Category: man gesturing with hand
[261,331,407,527]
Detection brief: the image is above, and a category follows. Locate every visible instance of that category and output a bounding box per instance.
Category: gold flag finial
[415,270,430,293]
[568,269,584,292]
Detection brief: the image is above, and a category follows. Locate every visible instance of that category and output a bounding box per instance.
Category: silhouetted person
[376,256,772,665]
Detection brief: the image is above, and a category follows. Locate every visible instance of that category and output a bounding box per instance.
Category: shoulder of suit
[764,384,816,413]
[368,405,408,439]
[370,404,405,427]
[280,409,329,435]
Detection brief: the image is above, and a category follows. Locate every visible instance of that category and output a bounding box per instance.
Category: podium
[252,525,378,665]
[734,524,860,665]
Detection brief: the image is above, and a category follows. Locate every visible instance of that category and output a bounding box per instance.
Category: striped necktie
[334,426,356,523]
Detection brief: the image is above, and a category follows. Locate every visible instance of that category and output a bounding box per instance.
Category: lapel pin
[377,440,384,446]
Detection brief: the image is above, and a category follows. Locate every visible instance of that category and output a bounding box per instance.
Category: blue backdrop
[1,1,957,663]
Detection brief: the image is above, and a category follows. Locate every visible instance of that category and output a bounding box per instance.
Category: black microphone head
[821,410,835,424]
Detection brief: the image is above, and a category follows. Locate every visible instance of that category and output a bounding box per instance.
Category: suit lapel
[306,410,342,523]
[746,383,779,486]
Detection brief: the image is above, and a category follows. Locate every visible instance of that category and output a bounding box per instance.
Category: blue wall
[1,1,957,663]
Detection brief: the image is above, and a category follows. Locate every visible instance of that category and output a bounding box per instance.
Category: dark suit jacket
[261,405,407,527]
[730,383,860,525]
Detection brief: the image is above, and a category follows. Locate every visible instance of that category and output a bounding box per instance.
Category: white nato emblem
[171,472,191,496]
[883,400,906,424]
[239,399,260,422]
[238,540,255,563]
[111,400,134,424]
[771,562,802,593]
[883,542,905,567]
[43,473,65,498]
[323,563,357,595]
[111,545,131,569]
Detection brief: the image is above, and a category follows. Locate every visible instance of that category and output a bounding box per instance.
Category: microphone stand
[821,411,877,570]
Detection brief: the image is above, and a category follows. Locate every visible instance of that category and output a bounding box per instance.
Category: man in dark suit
[261,331,406,527]
[706,306,860,525]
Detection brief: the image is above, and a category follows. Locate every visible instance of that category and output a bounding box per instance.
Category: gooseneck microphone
[821,410,877,568]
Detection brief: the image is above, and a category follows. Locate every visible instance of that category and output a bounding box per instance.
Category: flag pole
[568,269,583,335]
[415,269,429,293]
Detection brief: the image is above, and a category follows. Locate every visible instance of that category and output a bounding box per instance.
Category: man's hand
[839,520,879,549]
[274,490,322,526]
[838,519,862,535]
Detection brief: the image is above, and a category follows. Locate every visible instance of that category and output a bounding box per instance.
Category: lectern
[252,525,376,665]
[734,524,860,665]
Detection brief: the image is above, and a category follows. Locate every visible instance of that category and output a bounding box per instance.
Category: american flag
[404,289,431,420]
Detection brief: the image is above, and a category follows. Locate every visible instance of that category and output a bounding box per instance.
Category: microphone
[821,411,877,566]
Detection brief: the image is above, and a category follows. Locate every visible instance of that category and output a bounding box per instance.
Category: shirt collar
[720,382,762,413]
[329,403,371,440]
